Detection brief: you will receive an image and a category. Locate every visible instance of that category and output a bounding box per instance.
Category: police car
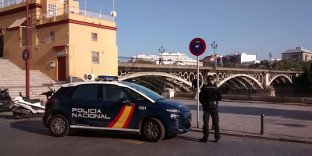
[42,76,191,142]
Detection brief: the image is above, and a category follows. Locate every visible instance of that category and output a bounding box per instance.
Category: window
[50,31,55,43]
[53,87,75,98]
[48,4,57,17]
[72,84,99,100]
[91,33,98,41]
[92,51,99,64]
[125,88,147,102]
[102,85,129,102]
[21,27,26,46]
[121,82,163,101]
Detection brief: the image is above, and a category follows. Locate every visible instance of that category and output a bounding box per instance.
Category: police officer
[199,75,222,143]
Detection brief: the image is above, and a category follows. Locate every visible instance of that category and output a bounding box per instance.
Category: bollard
[260,114,264,135]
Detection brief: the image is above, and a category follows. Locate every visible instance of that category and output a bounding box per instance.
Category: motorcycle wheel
[13,111,22,119]
[13,108,32,119]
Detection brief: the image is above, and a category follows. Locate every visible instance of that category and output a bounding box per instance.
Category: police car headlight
[166,109,180,113]
[170,114,181,119]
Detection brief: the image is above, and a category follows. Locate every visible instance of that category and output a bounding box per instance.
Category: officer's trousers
[202,110,220,140]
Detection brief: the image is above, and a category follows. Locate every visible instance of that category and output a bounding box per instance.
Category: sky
[80,0,312,60]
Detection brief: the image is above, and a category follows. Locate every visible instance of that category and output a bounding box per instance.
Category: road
[0,112,311,156]
[172,98,312,142]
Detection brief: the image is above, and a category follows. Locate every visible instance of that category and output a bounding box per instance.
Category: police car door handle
[126,102,133,106]
[121,99,133,106]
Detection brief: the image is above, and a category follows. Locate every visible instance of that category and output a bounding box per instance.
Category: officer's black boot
[199,138,208,143]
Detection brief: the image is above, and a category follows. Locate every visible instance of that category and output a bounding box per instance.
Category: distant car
[42,79,191,142]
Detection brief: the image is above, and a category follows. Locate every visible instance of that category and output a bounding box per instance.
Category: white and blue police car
[43,76,191,142]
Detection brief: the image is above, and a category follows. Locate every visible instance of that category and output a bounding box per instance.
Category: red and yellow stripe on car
[107,104,136,128]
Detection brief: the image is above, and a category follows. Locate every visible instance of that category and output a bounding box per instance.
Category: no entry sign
[189,38,206,56]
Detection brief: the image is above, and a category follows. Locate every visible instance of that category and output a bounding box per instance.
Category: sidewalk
[172,98,312,144]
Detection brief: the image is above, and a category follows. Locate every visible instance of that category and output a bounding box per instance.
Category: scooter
[0,88,12,112]
[12,90,54,119]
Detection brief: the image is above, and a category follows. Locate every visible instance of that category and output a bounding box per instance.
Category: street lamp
[268,52,272,70]
[25,0,30,98]
[211,41,218,67]
[158,46,165,65]
[159,46,165,54]
[110,0,117,22]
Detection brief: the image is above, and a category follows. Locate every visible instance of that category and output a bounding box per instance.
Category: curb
[221,99,311,106]
[190,128,312,145]
[173,97,311,106]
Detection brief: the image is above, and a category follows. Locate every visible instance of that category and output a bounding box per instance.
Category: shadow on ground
[9,118,182,142]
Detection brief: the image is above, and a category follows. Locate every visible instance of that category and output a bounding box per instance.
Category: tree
[293,69,312,95]
[222,62,234,67]
[129,59,154,64]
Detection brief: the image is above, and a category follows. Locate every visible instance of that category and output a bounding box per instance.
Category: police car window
[72,84,98,100]
[102,85,129,102]
[121,82,163,101]
[125,88,148,102]
[53,86,75,98]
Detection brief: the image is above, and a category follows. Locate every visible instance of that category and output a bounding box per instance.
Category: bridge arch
[268,74,292,86]
[119,72,192,87]
[217,74,263,89]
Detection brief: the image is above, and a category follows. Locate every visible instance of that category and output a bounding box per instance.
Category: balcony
[0,0,26,9]
[40,6,114,22]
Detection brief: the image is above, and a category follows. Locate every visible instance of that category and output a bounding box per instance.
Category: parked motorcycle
[0,88,12,112]
[12,90,54,119]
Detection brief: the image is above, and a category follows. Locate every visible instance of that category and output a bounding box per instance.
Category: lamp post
[84,2,86,17]
[268,52,272,70]
[25,0,30,98]
[211,41,218,68]
[159,46,165,65]
[110,0,117,22]
[159,46,165,54]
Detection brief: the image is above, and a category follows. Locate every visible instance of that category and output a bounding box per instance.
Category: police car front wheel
[141,118,165,142]
[49,114,69,137]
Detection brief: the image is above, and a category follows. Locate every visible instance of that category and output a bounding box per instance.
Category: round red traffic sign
[22,49,30,60]
[189,38,206,56]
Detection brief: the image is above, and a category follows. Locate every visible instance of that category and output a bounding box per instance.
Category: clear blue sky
[81,0,311,60]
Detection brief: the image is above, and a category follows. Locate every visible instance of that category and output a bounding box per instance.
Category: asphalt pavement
[0,112,311,156]
[172,98,312,143]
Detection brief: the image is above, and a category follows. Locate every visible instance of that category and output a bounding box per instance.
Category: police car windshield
[121,82,164,101]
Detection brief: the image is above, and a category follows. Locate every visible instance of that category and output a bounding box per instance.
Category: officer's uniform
[199,82,222,142]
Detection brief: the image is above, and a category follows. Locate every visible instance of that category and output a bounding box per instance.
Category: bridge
[118,63,301,93]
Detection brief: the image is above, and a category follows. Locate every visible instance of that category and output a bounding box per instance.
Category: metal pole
[84,2,86,17]
[26,0,30,98]
[211,41,218,68]
[197,56,200,128]
[112,0,115,22]
[260,114,264,135]
[99,5,102,19]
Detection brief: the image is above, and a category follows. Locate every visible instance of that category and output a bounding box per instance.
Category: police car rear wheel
[49,114,69,137]
[141,118,165,142]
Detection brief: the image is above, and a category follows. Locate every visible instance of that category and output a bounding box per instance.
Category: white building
[282,47,312,62]
[223,53,258,64]
[131,52,203,66]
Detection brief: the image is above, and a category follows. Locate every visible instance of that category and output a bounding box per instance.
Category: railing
[40,6,113,22]
[0,0,25,9]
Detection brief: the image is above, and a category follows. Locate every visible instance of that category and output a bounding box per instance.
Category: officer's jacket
[199,83,222,110]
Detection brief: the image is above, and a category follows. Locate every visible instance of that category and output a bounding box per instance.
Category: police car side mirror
[121,98,133,106]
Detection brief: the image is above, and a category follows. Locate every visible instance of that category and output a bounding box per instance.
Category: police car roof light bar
[97,75,119,82]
